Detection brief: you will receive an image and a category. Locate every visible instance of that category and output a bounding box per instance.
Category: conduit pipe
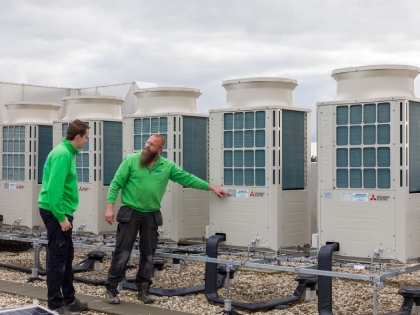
[318,242,340,315]
[121,272,226,297]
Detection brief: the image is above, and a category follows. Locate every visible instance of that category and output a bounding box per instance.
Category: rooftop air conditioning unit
[317,64,420,262]
[123,87,209,242]
[53,95,124,234]
[0,102,60,229]
[209,78,311,250]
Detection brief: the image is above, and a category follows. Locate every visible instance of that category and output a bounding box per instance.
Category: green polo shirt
[38,139,79,222]
[107,152,209,212]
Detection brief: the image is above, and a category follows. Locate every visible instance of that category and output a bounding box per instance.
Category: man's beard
[140,150,158,168]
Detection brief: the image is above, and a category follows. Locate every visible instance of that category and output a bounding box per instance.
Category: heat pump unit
[53,95,124,234]
[0,102,60,229]
[209,78,311,250]
[317,64,420,262]
[123,87,209,241]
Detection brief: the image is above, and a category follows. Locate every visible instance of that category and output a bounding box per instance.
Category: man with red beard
[104,134,229,304]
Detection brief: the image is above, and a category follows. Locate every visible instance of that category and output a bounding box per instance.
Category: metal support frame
[2,231,420,314]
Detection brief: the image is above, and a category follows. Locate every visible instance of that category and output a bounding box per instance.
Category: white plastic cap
[62,95,124,120]
[133,87,201,115]
[4,102,60,124]
[332,64,420,100]
[222,77,297,108]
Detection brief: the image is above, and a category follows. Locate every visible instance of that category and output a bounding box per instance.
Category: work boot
[105,287,120,304]
[66,298,88,312]
[137,282,155,304]
[52,307,80,315]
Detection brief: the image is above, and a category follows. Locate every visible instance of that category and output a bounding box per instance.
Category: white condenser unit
[317,64,420,262]
[0,102,60,229]
[53,95,124,234]
[123,87,209,242]
[209,78,311,250]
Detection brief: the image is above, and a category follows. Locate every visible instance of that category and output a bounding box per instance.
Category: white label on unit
[340,192,352,202]
[227,189,236,197]
[353,193,368,202]
[236,190,249,198]
[324,192,333,199]
[9,183,16,190]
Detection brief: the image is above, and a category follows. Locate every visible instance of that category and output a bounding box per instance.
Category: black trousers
[106,209,158,290]
[39,208,75,310]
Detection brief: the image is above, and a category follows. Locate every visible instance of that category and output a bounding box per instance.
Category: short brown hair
[66,119,90,140]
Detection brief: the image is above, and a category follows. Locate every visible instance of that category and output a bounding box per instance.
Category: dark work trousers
[106,210,158,290]
[39,208,75,310]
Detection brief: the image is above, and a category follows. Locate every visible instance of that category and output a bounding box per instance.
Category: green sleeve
[48,155,71,223]
[107,156,131,203]
[169,164,209,190]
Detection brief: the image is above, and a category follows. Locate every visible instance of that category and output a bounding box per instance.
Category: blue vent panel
[224,168,233,185]
[377,124,390,144]
[378,103,391,123]
[160,118,168,133]
[234,131,243,148]
[234,150,243,167]
[337,106,348,125]
[255,169,265,186]
[363,148,376,167]
[350,126,362,145]
[224,151,233,167]
[282,110,305,190]
[336,169,348,188]
[349,148,362,167]
[378,169,390,189]
[364,169,376,188]
[350,105,362,124]
[255,111,265,128]
[103,121,123,185]
[151,118,159,133]
[335,103,391,189]
[255,150,265,167]
[244,130,254,147]
[336,148,348,167]
[2,126,26,181]
[245,112,254,129]
[224,113,233,130]
[234,112,244,129]
[363,125,376,145]
[377,147,390,167]
[337,126,348,146]
[38,126,53,184]
[223,111,266,187]
[224,131,233,148]
[244,150,254,167]
[182,116,207,181]
[134,120,142,134]
[350,168,362,188]
[409,101,420,192]
[142,118,150,133]
[364,104,376,124]
[245,169,254,186]
[234,169,243,185]
[255,130,265,147]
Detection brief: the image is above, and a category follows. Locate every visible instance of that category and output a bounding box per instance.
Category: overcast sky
[1,0,420,142]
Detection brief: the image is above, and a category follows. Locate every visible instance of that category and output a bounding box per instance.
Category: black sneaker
[52,307,80,315]
[66,298,88,312]
[105,288,120,304]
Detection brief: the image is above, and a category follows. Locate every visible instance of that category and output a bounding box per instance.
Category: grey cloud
[1,0,420,144]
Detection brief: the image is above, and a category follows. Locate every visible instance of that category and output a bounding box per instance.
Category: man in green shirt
[104,134,228,304]
[38,119,90,315]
